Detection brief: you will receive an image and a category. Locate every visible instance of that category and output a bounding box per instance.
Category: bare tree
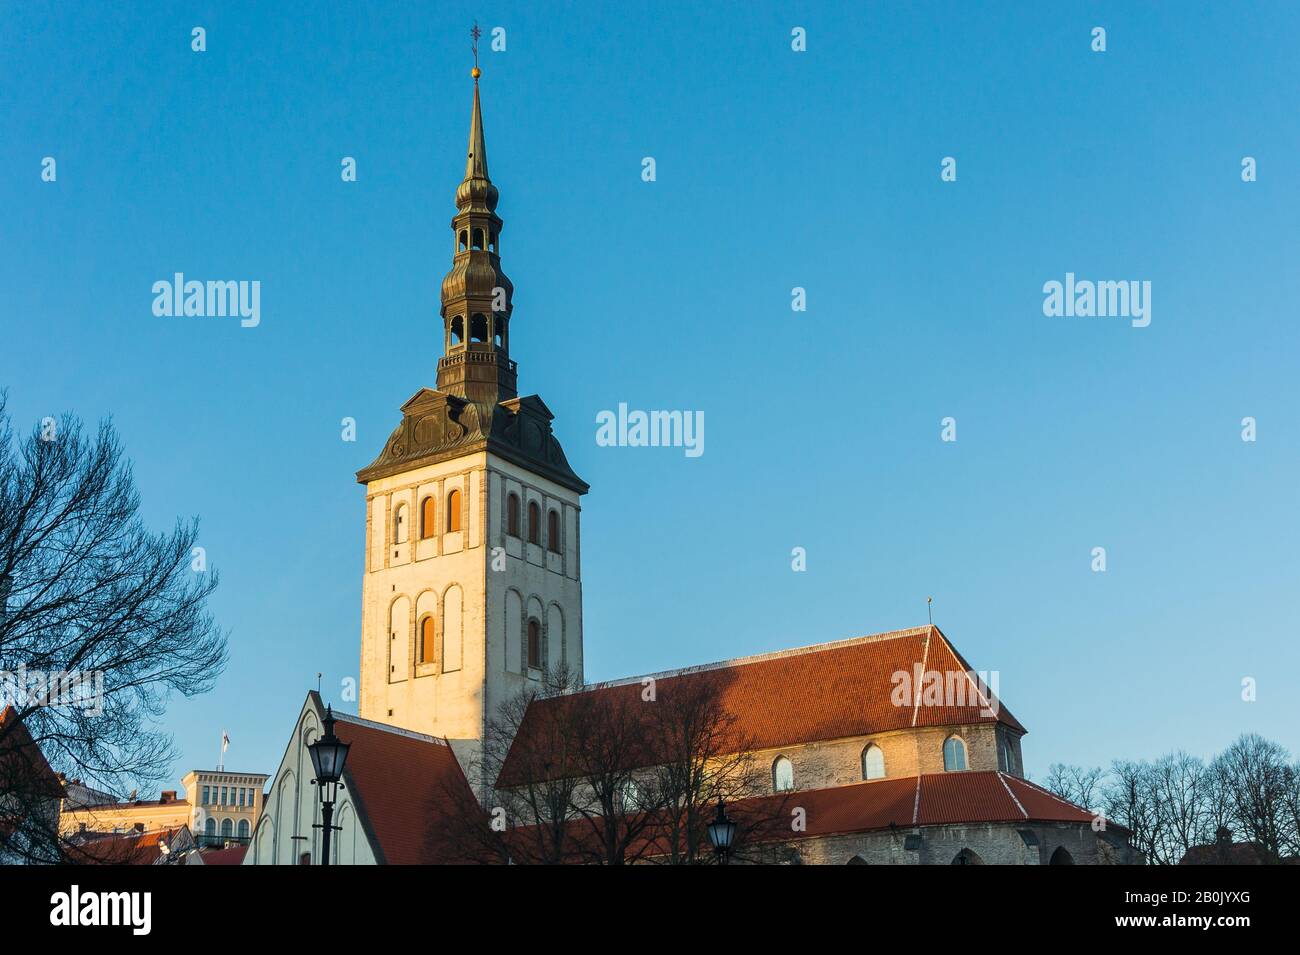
[1104,760,1163,863]
[1212,733,1292,861]
[0,397,227,863]
[642,671,786,864]
[1149,751,1211,865]
[1044,763,1105,812]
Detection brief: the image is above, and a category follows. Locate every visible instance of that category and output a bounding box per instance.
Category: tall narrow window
[393,504,408,544]
[862,744,886,780]
[527,501,540,545]
[527,618,541,669]
[471,313,489,343]
[420,497,435,539]
[772,756,795,792]
[943,735,968,772]
[450,316,464,345]
[237,819,250,839]
[507,493,520,537]
[547,510,561,553]
[447,489,462,532]
[420,616,436,665]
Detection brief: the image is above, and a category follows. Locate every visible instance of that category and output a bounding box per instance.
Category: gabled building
[244,692,477,865]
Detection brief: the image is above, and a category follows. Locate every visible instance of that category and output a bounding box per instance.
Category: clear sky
[2,2,1297,791]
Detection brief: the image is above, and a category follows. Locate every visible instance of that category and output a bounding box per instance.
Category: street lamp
[307,704,351,866]
[706,798,737,865]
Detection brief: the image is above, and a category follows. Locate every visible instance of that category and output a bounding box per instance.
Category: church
[245,65,1136,866]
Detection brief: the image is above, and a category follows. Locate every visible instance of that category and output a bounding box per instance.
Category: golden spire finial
[470,22,482,80]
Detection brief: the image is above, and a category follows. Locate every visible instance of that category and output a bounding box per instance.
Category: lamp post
[706,798,737,865]
[307,704,351,866]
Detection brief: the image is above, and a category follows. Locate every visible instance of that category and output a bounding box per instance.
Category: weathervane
[470,22,482,80]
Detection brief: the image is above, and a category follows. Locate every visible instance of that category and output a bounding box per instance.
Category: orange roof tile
[331,711,478,865]
[501,626,1023,786]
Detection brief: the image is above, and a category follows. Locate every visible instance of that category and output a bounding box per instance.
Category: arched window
[420,497,435,539]
[450,315,464,345]
[205,817,216,836]
[493,316,505,348]
[507,493,520,537]
[1049,846,1075,865]
[393,503,408,544]
[943,735,968,771]
[618,778,641,813]
[772,756,795,792]
[458,230,468,252]
[221,818,233,838]
[472,228,484,250]
[999,737,1013,773]
[861,743,885,780]
[547,510,561,553]
[419,615,436,665]
[527,501,540,545]
[470,313,489,343]
[527,618,541,669]
[489,231,498,253]
[952,848,984,865]
[846,855,868,865]
[447,489,462,532]
[237,819,250,838]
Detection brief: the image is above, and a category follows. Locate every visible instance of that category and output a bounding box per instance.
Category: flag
[221,730,230,753]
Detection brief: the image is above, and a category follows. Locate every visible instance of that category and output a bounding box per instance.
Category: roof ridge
[333,709,449,746]
[582,625,938,692]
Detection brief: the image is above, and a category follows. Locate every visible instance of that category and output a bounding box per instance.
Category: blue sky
[2,1,1297,790]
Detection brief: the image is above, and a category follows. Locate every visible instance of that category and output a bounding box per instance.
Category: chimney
[132,823,144,833]
[160,790,177,803]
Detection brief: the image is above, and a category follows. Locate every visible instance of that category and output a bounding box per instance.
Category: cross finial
[470,22,482,79]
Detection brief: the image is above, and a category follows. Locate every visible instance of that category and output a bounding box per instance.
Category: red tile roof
[498,772,1101,863]
[65,827,181,865]
[711,772,1093,840]
[331,710,478,865]
[500,626,1022,786]
[200,844,248,865]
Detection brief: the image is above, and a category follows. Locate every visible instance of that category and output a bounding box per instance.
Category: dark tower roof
[357,64,587,494]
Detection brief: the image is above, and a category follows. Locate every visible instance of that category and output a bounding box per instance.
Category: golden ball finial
[471,66,481,79]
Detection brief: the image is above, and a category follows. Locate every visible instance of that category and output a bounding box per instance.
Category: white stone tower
[355,63,588,784]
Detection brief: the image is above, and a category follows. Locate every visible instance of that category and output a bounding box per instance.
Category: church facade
[247,67,1135,865]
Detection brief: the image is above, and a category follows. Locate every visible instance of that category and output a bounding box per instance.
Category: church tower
[356,61,588,780]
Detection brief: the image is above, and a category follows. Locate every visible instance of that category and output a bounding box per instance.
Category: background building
[59,768,269,848]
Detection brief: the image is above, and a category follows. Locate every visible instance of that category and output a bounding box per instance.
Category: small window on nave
[861,743,885,780]
[393,503,408,544]
[943,735,968,772]
[772,755,795,793]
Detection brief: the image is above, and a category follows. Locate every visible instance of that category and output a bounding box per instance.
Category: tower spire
[436,31,514,403]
